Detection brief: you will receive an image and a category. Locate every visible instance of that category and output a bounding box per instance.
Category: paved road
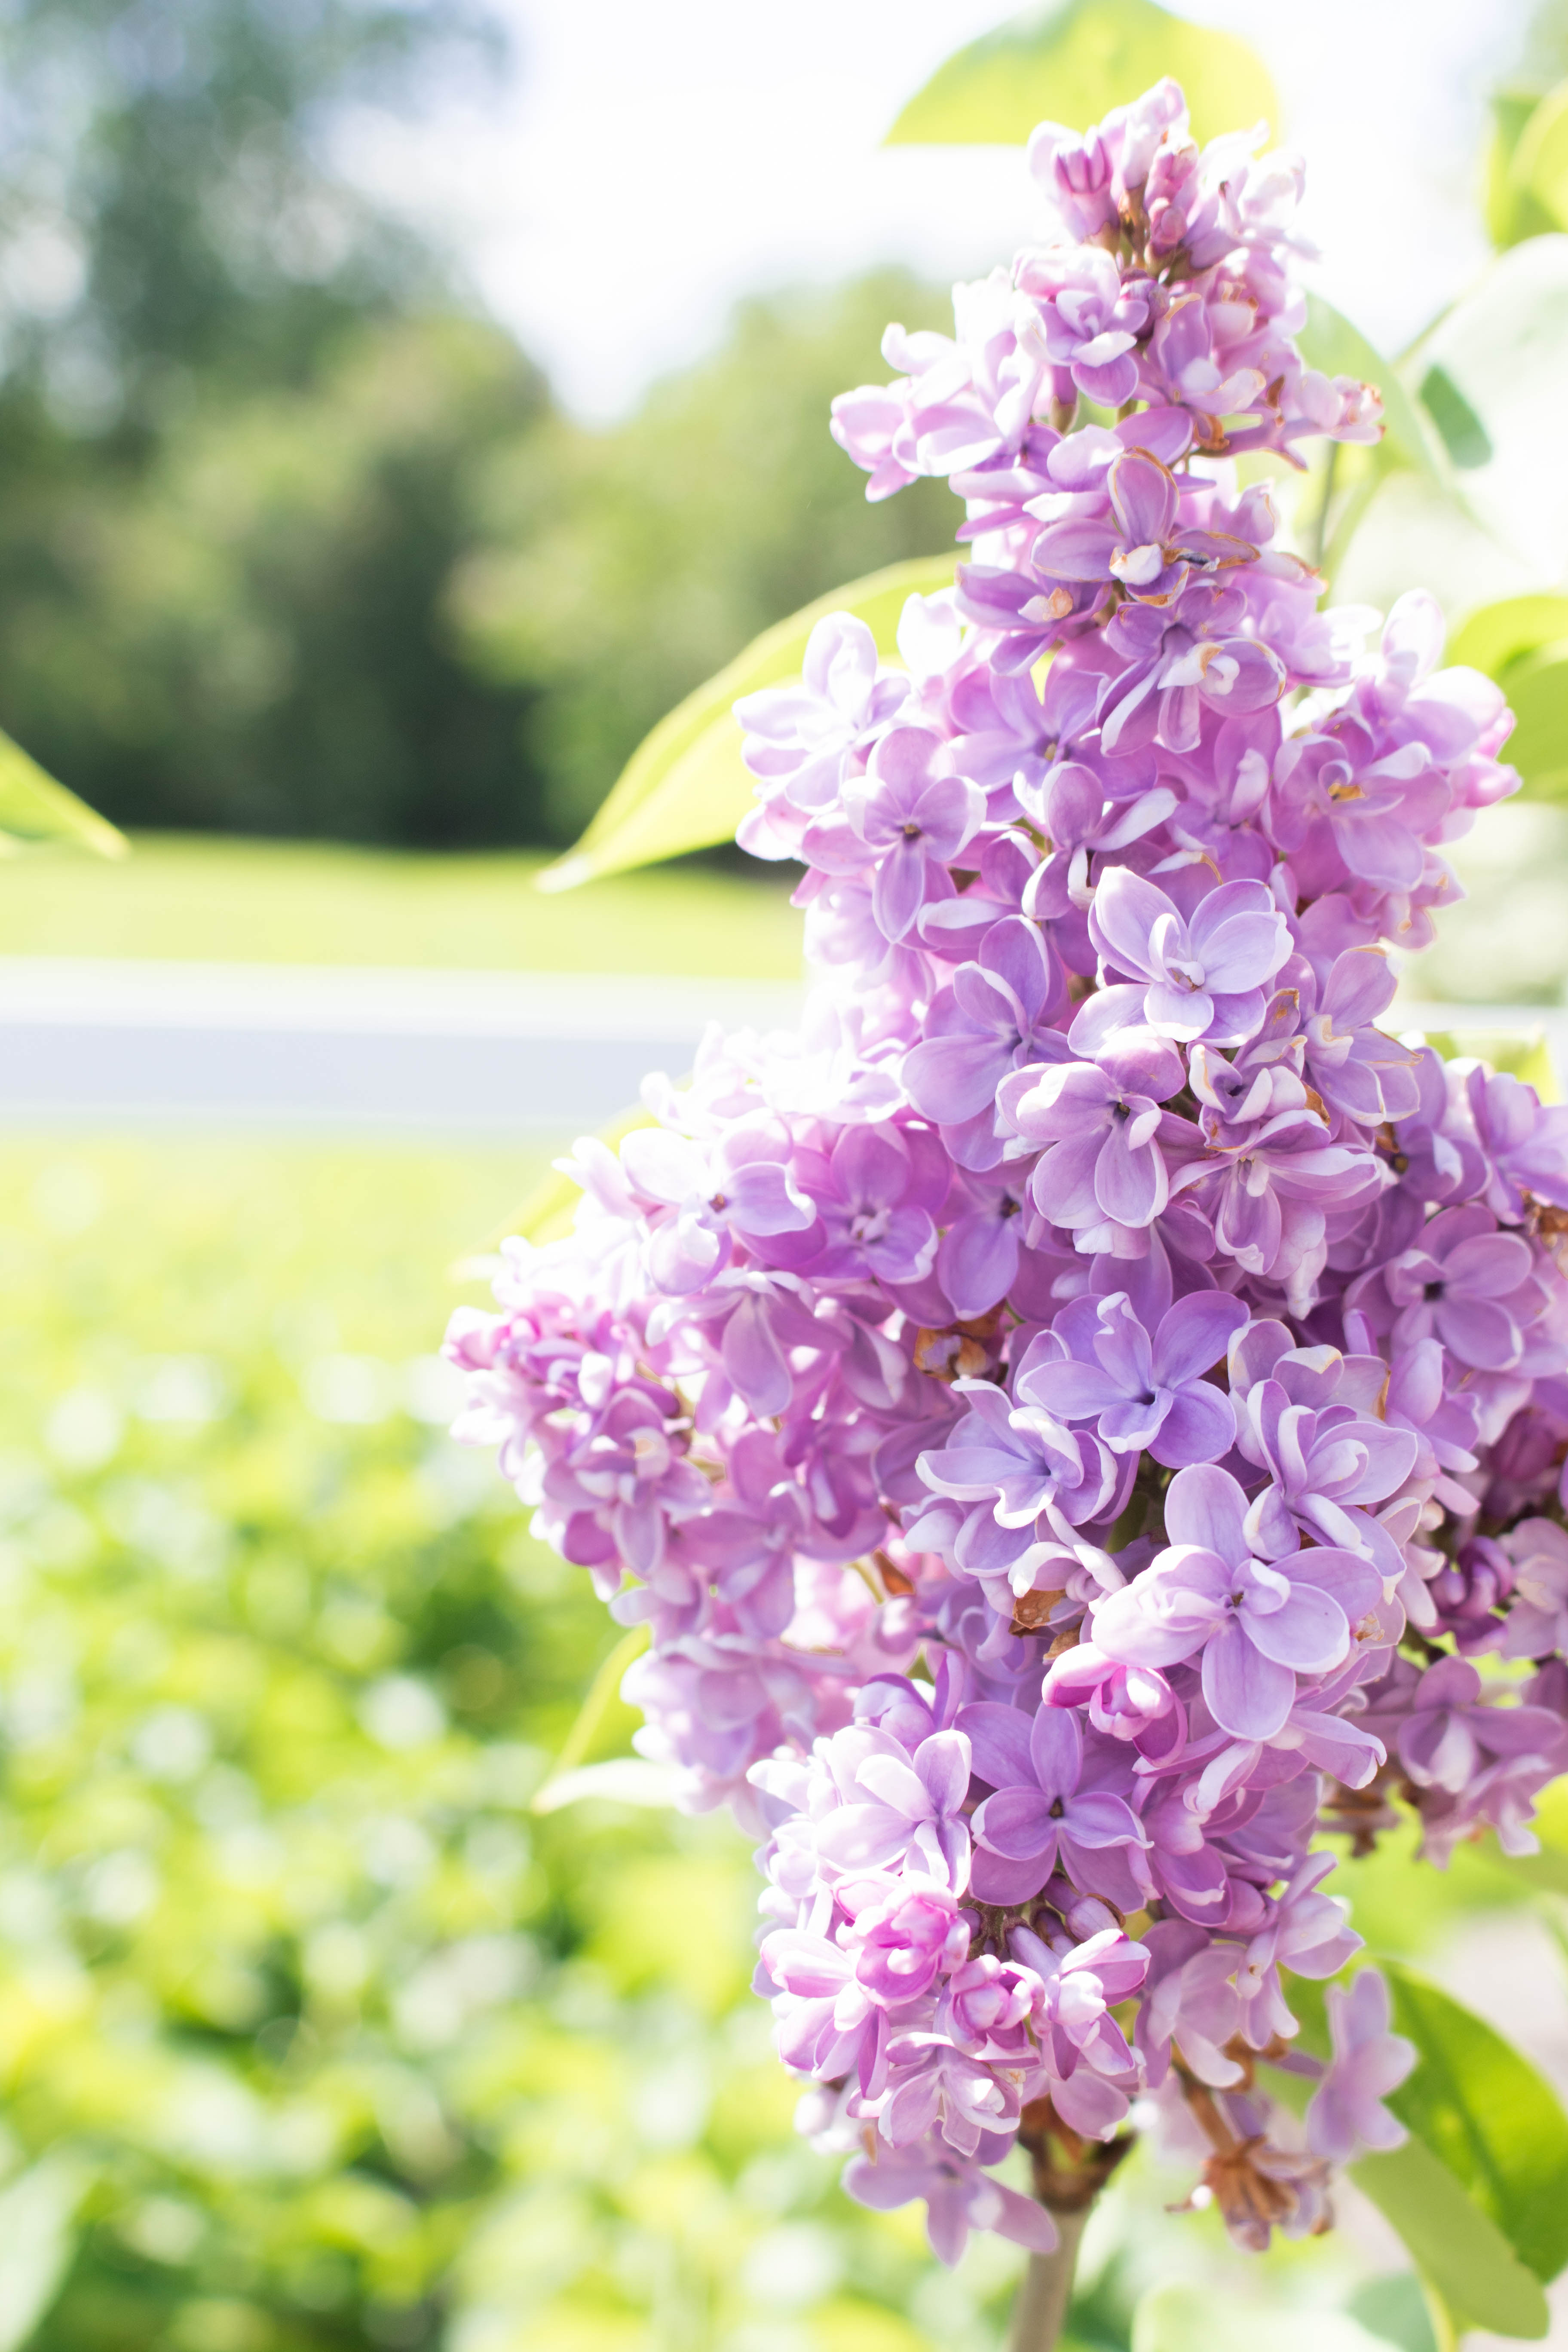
[0,959,805,1136]
[0,960,1556,1137]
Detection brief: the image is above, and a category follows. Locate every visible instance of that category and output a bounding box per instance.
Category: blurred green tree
[0,6,959,848]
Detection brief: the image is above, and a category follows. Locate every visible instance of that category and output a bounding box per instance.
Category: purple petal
[1202,1618,1295,1740]
[1094,1120,1167,1225]
[1149,1381,1236,1468]
[873,839,928,943]
[957,1700,1034,1792]
[1163,1462,1251,1564]
[1243,1586,1351,1673]
[972,1787,1058,1861]
[937,1211,1020,1320]
[1152,1291,1250,1387]
[1028,1703,1083,1802]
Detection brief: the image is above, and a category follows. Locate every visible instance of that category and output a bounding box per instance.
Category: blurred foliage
[446,273,959,845]
[0,3,955,848]
[0,1137,983,2352]
[883,0,1277,149]
[0,834,806,975]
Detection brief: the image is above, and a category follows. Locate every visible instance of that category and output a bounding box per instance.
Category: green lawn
[0,833,805,977]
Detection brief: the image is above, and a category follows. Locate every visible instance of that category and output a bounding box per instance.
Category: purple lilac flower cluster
[447,79,1568,2265]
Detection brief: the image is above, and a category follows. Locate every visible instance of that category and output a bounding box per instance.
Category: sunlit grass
[0,834,804,977]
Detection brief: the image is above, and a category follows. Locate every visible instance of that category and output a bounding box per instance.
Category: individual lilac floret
[842,727,986,942]
[1500,1518,1568,1658]
[841,2139,1058,2267]
[903,915,1067,1166]
[1305,1969,1415,2162]
[1017,1289,1247,1467]
[995,1030,1188,1245]
[734,612,909,820]
[1089,866,1291,1044]
[1087,1464,1382,1740]
[959,1699,1145,1905]
[619,1119,815,1294]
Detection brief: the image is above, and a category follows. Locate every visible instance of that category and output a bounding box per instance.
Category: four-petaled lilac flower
[903,915,1068,1166]
[1088,1464,1383,1740]
[958,1700,1146,1904]
[735,612,910,815]
[812,1723,975,1893]
[1031,447,1252,603]
[1098,584,1287,754]
[842,2141,1058,2268]
[1017,246,1150,407]
[1089,866,1291,1045]
[1378,1203,1543,1371]
[997,1037,1187,1240]
[1396,1654,1567,1790]
[1500,1518,1568,1658]
[843,727,986,942]
[774,1121,946,1286]
[1016,1289,1247,1466]
[620,1118,815,1295]
[1305,1969,1415,2163]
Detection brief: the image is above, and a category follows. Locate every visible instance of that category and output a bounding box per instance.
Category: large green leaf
[1383,1961,1568,2285]
[1411,236,1568,591]
[1486,86,1562,248]
[0,727,125,857]
[1508,81,1568,240]
[885,0,1277,148]
[1448,595,1568,800]
[0,2156,89,2352]
[537,554,955,891]
[1353,2138,1550,2341]
[1449,593,1568,679]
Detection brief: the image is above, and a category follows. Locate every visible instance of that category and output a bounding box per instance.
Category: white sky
[340,0,1537,422]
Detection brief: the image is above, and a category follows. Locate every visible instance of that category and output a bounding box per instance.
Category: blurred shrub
[445,272,959,844]
[0,1139,970,2352]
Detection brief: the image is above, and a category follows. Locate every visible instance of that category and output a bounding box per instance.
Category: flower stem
[1009,2206,1087,2352]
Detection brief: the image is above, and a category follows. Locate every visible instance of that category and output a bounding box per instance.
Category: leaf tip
[535,854,593,895]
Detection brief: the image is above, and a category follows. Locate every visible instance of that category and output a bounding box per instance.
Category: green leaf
[885,0,1277,148]
[538,554,955,891]
[1510,81,1568,239]
[1130,2278,1412,2352]
[1486,87,1560,248]
[0,2156,89,2352]
[1296,296,1440,482]
[1492,653,1568,800]
[1445,601,1568,799]
[1449,593,1568,679]
[1353,2138,1549,2340]
[1417,365,1493,471]
[0,727,125,858]
[1382,1960,1568,2285]
[1407,236,1568,590]
[530,1625,650,1814]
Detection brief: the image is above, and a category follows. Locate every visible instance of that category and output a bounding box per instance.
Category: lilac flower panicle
[446,72,1568,2271]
